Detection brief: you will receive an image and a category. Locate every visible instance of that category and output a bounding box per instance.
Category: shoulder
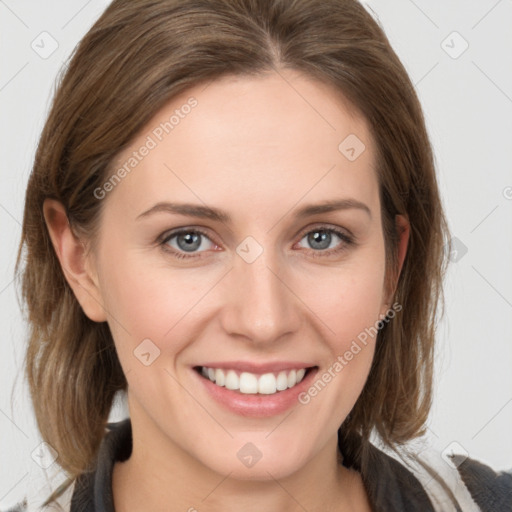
[0,421,129,512]
[368,441,512,512]
[455,455,512,511]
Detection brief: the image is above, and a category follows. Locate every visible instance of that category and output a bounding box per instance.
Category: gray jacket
[4,419,512,511]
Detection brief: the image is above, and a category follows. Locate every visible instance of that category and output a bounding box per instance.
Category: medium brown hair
[15,0,450,504]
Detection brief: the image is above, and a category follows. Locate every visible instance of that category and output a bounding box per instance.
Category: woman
[11,0,511,511]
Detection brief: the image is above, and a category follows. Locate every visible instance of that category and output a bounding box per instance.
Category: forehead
[104,70,378,221]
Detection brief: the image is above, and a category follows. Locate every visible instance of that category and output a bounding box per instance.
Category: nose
[219,245,302,346]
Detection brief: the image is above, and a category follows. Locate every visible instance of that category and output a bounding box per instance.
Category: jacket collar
[70,418,436,511]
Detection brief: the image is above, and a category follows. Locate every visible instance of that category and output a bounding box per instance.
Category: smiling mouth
[193,365,317,395]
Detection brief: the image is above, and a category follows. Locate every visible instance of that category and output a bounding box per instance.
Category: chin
[219,461,299,482]
[199,445,308,482]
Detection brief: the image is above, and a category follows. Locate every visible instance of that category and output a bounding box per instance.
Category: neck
[112,416,370,512]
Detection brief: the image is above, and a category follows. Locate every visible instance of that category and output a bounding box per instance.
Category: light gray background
[1,0,511,508]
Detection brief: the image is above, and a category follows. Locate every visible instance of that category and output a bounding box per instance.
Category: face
[83,69,405,480]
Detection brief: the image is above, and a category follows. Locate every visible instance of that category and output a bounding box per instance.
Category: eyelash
[158,225,355,261]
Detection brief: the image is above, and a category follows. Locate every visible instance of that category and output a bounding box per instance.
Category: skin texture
[44,69,409,512]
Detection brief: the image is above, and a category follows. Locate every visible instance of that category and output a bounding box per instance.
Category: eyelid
[159,222,353,243]
[295,222,354,240]
[158,222,356,260]
[158,226,219,250]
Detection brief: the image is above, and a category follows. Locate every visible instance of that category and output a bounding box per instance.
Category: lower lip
[193,367,319,417]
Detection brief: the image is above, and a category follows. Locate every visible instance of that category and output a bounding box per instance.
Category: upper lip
[195,361,317,374]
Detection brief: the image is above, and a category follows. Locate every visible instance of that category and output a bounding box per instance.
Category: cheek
[98,230,386,364]
[97,245,217,371]
[298,267,385,421]
[96,248,186,353]
[300,252,386,348]
[294,248,386,407]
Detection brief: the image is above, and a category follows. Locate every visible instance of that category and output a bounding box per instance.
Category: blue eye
[297,227,354,258]
[159,225,355,260]
[160,228,216,259]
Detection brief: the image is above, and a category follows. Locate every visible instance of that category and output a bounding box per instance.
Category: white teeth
[225,370,238,390]
[199,366,309,395]
[239,372,259,393]
[214,368,225,386]
[258,373,276,394]
[276,371,289,391]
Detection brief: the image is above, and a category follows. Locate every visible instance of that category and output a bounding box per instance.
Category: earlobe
[42,199,107,322]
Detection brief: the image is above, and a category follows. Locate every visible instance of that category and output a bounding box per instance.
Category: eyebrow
[136,198,372,223]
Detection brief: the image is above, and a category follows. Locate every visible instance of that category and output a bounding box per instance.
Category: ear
[395,214,409,279]
[43,198,107,322]
[380,213,410,316]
